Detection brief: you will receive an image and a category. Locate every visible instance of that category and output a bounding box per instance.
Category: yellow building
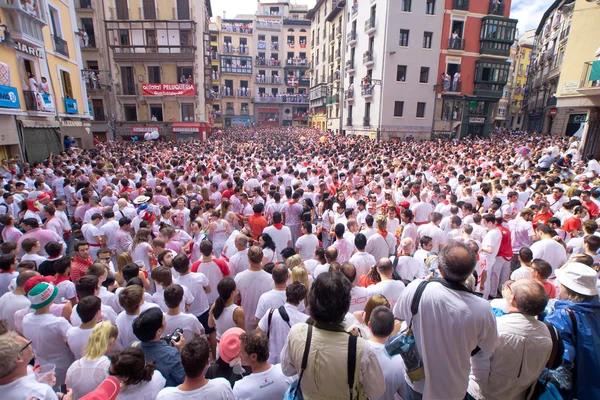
[103,0,212,141]
[507,30,534,130]
[555,0,600,155]
[0,0,91,162]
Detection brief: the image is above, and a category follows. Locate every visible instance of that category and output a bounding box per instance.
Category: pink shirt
[17,228,64,257]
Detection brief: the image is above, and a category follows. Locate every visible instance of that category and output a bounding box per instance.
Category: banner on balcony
[0,85,20,109]
[142,84,195,96]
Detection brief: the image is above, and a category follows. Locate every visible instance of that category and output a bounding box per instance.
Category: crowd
[0,126,599,400]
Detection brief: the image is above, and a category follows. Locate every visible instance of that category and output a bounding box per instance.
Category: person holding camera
[132,307,186,387]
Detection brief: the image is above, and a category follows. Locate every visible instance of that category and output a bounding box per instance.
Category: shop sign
[142,84,195,96]
[131,126,159,134]
[14,42,44,59]
[468,117,485,124]
[61,120,91,128]
[173,126,200,133]
[569,114,587,124]
[0,85,21,109]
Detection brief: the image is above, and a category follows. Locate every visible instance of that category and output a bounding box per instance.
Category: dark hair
[132,307,164,342]
[213,278,236,319]
[172,254,190,273]
[122,263,140,282]
[119,217,132,227]
[240,330,269,363]
[309,271,351,324]
[438,240,477,282]
[334,223,345,238]
[531,259,553,280]
[518,247,533,263]
[76,275,99,299]
[150,265,172,286]
[354,233,367,251]
[272,212,282,224]
[272,264,289,285]
[44,241,62,258]
[119,285,144,313]
[280,247,296,260]
[0,254,16,271]
[86,263,107,278]
[259,233,276,251]
[369,306,394,338]
[21,218,39,229]
[21,238,39,253]
[110,348,155,386]
[199,240,213,257]
[164,284,184,309]
[512,281,549,316]
[76,295,102,324]
[54,257,72,274]
[286,281,307,305]
[180,337,211,378]
[74,241,90,251]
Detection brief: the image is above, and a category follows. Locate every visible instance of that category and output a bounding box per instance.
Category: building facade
[433,0,517,139]
[342,0,443,140]
[523,0,573,135]
[554,0,600,156]
[506,29,534,130]
[104,0,212,141]
[0,0,91,162]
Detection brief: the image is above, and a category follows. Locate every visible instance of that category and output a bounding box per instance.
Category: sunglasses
[19,340,32,354]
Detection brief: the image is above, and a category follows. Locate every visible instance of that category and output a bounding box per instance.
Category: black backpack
[544,321,565,370]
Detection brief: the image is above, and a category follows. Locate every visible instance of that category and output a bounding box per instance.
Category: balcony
[327,75,334,84]
[351,4,358,17]
[346,117,353,126]
[270,42,279,50]
[326,0,346,22]
[299,77,310,87]
[488,1,504,16]
[255,76,282,84]
[172,7,192,19]
[75,0,93,9]
[241,110,250,116]
[237,89,251,97]
[255,59,282,67]
[347,31,357,46]
[335,48,341,61]
[480,41,511,57]
[453,0,469,11]
[286,58,309,67]
[364,17,376,34]
[448,38,465,51]
[326,94,339,105]
[256,21,281,30]
[442,81,462,94]
[361,86,373,98]
[53,35,69,57]
[346,60,355,74]
[64,98,78,114]
[363,53,374,67]
[560,25,570,42]
[546,96,557,107]
[23,91,54,113]
[336,25,342,38]
[329,32,335,43]
[82,69,111,91]
[474,83,505,99]
[253,94,308,103]
[220,23,253,34]
[226,109,234,116]
[577,61,600,96]
[221,65,252,74]
[80,34,97,50]
[363,116,370,127]
[92,108,106,121]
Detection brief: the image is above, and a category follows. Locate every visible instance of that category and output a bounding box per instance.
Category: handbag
[283,324,312,400]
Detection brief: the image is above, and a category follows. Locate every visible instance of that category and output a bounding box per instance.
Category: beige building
[506,30,534,130]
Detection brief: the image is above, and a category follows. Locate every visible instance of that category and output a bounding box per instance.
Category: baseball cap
[555,262,598,296]
[28,282,58,310]
[219,327,245,363]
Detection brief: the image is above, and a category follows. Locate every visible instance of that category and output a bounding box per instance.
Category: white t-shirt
[258,303,309,364]
[152,285,194,313]
[417,224,448,252]
[55,280,77,303]
[21,253,47,268]
[1,374,58,400]
[174,272,210,317]
[313,263,330,279]
[369,341,407,400]
[71,304,118,327]
[367,279,406,308]
[234,269,274,330]
[394,255,427,282]
[0,271,18,297]
[156,378,235,399]
[0,291,31,331]
[228,249,250,278]
[66,356,110,400]
[365,233,395,263]
[263,225,292,262]
[482,228,502,267]
[66,326,94,358]
[232,364,296,400]
[349,286,370,313]
[118,370,166,400]
[510,266,534,281]
[164,312,205,341]
[530,238,568,274]
[295,234,320,261]
[255,289,286,320]
[349,252,377,283]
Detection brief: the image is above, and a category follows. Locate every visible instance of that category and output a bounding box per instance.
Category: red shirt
[222,189,235,199]
[563,217,582,234]
[542,281,556,299]
[70,255,93,283]
[191,258,230,276]
[247,213,268,239]
[533,211,554,229]
[496,224,513,260]
[583,200,599,219]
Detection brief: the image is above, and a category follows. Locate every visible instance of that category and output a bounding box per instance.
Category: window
[124,105,137,121]
[60,70,73,98]
[150,105,163,121]
[394,101,404,117]
[399,30,409,47]
[49,6,62,37]
[423,32,433,49]
[115,0,129,19]
[121,67,136,95]
[416,102,426,118]
[481,17,517,42]
[81,18,95,48]
[419,67,429,83]
[147,66,161,84]
[426,0,435,14]
[143,0,156,19]
[397,65,407,82]
[92,99,105,121]
[181,104,194,121]
[402,0,411,12]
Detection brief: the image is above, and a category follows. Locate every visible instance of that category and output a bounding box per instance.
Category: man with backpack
[467,279,554,399]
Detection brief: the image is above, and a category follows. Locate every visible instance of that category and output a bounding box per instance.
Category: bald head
[510,279,549,316]
[17,270,39,288]
[325,246,338,263]
[341,262,356,284]
[401,237,414,253]
[235,234,248,250]
[376,258,394,278]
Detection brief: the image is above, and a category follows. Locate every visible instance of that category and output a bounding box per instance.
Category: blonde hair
[83,321,118,360]
[116,253,133,285]
[291,265,310,303]
[221,198,232,219]
[286,254,303,270]
[375,215,387,230]
[364,295,390,325]
[132,228,151,251]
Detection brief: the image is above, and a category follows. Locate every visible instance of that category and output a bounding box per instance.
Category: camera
[163,328,183,345]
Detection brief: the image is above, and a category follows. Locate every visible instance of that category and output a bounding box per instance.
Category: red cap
[24,276,53,294]
[38,192,51,202]
[399,201,411,210]
[80,376,121,400]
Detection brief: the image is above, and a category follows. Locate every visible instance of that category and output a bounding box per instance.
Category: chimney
[223,11,226,19]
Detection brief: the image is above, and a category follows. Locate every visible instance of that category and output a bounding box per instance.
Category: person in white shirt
[156,337,234,399]
[365,215,395,263]
[257,282,309,364]
[480,214,503,299]
[349,233,377,285]
[232,330,296,399]
[411,192,433,225]
[341,263,370,313]
[262,212,292,262]
[163,284,205,342]
[394,238,428,282]
[99,210,120,254]
[368,306,407,400]
[234,246,274,330]
[367,258,406,308]
[295,222,320,262]
[468,279,552,399]
[81,213,103,260]
[393,241,497,399]
[71,275,118,327]
[332,223,356,263]
[510,248,535,281]
[172,254,211,335]
[530,224,568,275]
[0,270,36,331]
[67,296,103,358]
[228,234,250,278]
[400,209,419,245]
[417,212,447,252]
[254,264,288,324]
[115,285,159,350]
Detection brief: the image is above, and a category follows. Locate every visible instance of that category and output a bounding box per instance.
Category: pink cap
[219,327,245,363]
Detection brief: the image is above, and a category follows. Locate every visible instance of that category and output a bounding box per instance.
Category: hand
[58,389,73,400]
[172,334,186,352]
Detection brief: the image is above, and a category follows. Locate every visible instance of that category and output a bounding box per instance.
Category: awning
[172,122,210,133]
[257,108,280,113]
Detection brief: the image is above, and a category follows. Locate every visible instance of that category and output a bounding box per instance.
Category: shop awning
[172,123,203,132]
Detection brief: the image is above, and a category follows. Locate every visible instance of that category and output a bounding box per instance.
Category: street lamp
[0,25,16,48]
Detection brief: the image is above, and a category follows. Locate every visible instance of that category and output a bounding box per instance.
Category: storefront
[18,119,62,163]
[257,108,280,126]
[231,118,252,126]
[0,84,24,161]
[60,119,93,149]
[172,122,210,141]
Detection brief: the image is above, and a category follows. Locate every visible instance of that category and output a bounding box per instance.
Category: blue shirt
[139,341,185,387]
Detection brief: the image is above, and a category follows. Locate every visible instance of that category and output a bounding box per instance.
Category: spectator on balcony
[451,30,460,49]
[453,72,461,92]
[28,74,38,92]
[40,77,50,95]
[180,74,187,84]
[442,73,451,91]
[187,76,193,84]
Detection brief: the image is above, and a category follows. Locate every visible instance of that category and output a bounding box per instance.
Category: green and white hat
[28,282,58,310]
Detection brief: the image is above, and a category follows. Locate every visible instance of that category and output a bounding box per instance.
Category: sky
[210,0,554,37]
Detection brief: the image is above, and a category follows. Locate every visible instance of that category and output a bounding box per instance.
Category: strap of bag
[544,321,560,368]
[267,308,275,339]
[298,324,313,382]
[278,305,291,328]
[347,333,357,400]
[567,308,578,385]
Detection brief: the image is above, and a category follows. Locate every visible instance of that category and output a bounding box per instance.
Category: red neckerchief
[288,200,297,206]
[0,269,15,274]
[54,275,70,285]
[378,229,388,238]
[273,223,284,230]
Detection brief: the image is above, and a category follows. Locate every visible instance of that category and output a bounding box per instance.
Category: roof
[535,0,574,35]
[306,0,327,20]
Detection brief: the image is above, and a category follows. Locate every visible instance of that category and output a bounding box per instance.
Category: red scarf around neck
[273,223,284,230]
[54,275,70,285]
[378,229,388,238]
